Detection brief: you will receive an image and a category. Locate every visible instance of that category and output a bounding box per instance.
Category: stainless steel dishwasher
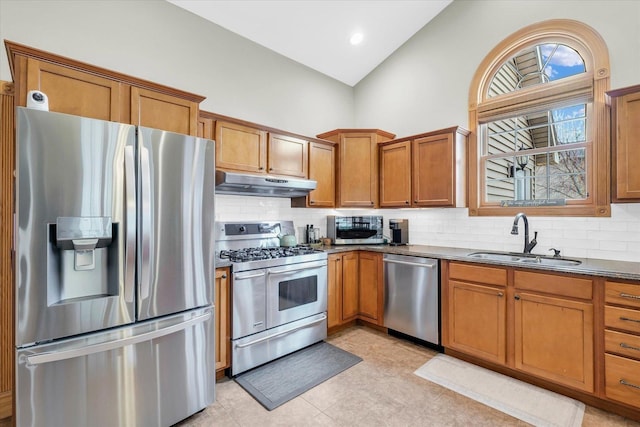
[383,253,440,345]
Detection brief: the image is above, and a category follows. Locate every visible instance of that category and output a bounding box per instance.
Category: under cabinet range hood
[215,170,317,198]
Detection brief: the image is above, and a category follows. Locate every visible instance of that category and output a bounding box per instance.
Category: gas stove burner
[219,246,322,263]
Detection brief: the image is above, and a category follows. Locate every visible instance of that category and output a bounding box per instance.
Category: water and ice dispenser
[55,217,113,270]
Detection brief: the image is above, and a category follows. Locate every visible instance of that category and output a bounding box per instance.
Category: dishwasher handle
[383,258,436,268]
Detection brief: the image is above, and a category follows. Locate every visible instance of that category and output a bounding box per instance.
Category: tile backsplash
[215,195,640,262]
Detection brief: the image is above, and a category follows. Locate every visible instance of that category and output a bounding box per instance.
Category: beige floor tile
[174,326,640,427]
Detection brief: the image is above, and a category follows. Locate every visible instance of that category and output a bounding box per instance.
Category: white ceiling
[167,0,452,87]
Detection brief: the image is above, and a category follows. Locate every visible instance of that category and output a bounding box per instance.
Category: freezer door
[15,108,136,347]
[16,307,215,427]
[137,127,215,320]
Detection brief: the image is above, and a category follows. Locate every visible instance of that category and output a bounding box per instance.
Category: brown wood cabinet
[358,252,384,324]
[445,262,507,364]
[267,133,308,178]
[7,41,204,135]
[603,280,640,408]
[380,141,412,207]
[317,129,395,208]
[304,140,336,207]
[379,126,469,208]
[0,81,14,427]
[513,271,594,393]
[608,85,640,201]
[215,120,267,173]
[327,251,384,331]
[444,261,595,393]
[215,268,230,374]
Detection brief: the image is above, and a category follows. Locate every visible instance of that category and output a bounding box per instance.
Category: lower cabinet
[444,261,595,393]
[327,251,383,331]
[603,280,640,409]
[215,267,230,374]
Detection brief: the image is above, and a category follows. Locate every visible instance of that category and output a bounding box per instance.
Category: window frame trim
[468,19,610,217]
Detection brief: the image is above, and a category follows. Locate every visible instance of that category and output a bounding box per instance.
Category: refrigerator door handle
[24,309,212,366]
[139,144,152,299]
[124,145,136,303]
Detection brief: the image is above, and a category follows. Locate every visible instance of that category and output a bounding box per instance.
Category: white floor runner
[414,354,585,427]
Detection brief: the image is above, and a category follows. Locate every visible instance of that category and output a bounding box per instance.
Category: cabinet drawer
[514,271,592,300]
[605,353,640,408]
[605,306,640,334]
[449,262,507,287]
[605,330,640,361]
[606,281,640,309]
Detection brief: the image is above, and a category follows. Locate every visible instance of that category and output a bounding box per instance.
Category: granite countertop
[214,244,640,281]
[322,244,640,282]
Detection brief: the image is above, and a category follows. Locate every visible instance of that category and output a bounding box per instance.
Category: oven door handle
[234,314,327,349]
[234,271,266,280]
[268,260,326,275]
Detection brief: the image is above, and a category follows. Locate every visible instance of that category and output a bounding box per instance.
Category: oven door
[266,259,327,329]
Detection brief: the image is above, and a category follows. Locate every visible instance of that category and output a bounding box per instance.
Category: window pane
[488,43,586,97]
[534,149,587,200]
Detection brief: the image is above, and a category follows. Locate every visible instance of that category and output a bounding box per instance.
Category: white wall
[2,0,638,262]
[0,0,354,136]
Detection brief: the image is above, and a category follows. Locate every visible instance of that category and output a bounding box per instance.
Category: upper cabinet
[6,41,204,135]
[215,120,268,173]
[607,85,640,201]
[267,133,308,178]
[380,126,469,208]
[317,129,395,208]
[303,140,336,208]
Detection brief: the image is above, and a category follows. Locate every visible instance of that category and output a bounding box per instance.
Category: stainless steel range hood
[215,170,316,198]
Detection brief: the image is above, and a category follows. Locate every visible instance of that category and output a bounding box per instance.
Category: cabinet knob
[405,200,409,204]
[259,167,264,170]
[497,292,503,297]
[221,274,227,279]
[269,167,273,171]
[310,200,315,204]
[514,295,520,300]
[414,200,418,203]
[370,201,374,205]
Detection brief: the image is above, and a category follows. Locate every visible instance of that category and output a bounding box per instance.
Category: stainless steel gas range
[215,221,328,376]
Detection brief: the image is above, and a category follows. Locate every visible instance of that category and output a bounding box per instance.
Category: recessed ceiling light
[350,32,364,46]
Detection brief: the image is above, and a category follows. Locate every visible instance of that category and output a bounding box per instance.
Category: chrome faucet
[511,212,537,254]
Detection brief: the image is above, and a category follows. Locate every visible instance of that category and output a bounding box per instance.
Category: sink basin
[467,251,582,266]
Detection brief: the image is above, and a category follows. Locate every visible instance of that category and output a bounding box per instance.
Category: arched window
[468,20,610,216]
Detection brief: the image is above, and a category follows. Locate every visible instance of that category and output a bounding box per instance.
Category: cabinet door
[215,268,230,372]
[514,292,594,392]
[413,133,454,206]
[215,121,267,173]
[380,141,411,207]
[308,141,335,207]
[447,280,506,364]
[358,252,383,323]
[198,117,214,139]
[339,133,378,207]
[327,254,343,329]
[23,57,123,121]
[341,252,359,321]
[131,87,198,136]
[613,91,640,200]
[268,133,308,178]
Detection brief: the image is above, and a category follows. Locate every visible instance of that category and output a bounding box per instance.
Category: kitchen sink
[467,251,582,266]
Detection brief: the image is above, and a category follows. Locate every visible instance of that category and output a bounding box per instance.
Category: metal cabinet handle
[620,316,640,324]
[620,342,640,352]
[620,292,640,300]
[620,379,640,390]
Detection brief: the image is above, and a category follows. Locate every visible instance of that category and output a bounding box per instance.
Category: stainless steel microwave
[327,215,384,245]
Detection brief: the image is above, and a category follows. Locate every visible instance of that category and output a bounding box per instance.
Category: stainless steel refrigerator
[14,107,216,427]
